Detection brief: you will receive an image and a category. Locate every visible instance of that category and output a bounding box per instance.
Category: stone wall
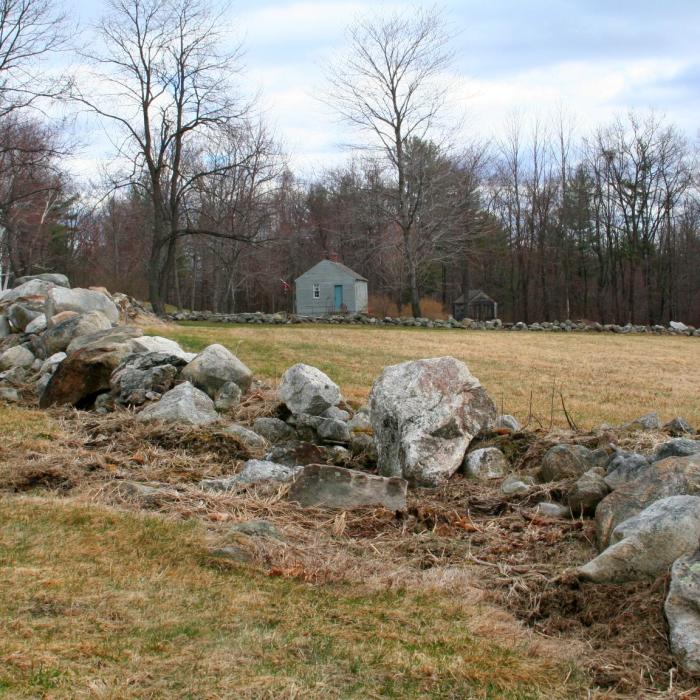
[167,310,700,336]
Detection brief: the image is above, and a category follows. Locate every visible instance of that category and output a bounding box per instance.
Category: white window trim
[313,282,320,300]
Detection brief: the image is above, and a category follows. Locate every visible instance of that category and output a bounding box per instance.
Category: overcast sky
[65,0,700,180]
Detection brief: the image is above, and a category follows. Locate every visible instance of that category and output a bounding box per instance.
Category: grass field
[0,497,584,699]
[1,322,698,697]
[154,322,700,430]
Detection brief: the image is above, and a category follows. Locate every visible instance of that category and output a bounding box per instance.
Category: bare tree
[184,121,284,312]
[0,116,73,287]
[326,7,453,316]
[0,0,71,287]
[0,0,70,116]
[76,0,258,314]
[586,113,693,323]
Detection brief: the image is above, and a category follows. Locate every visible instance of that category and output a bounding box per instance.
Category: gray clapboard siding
[295,260,368,315]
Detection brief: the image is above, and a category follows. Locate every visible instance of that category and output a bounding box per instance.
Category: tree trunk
[403,228,421,317]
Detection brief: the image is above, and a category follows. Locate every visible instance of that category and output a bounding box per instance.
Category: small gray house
[295,260,368,315]
[453,289,498,321]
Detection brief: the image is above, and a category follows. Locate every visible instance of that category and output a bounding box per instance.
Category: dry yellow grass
[157,323,700,430]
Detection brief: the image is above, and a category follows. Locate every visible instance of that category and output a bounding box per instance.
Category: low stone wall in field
[167,310,700,336]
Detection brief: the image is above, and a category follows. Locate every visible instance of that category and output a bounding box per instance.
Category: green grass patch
[0,496,583,698]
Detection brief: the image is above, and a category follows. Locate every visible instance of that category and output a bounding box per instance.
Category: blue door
[334,285,343,310]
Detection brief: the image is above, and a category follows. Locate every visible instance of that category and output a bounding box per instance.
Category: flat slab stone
[15,273,70,288]
[47,286,119,324]
[288,464,407,511]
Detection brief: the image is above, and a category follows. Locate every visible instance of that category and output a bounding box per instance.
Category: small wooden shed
[453,290,498,321]
[295,260,368,315]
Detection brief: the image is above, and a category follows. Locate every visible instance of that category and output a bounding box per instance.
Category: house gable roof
[454,289,497,305]
[295,259,368,283]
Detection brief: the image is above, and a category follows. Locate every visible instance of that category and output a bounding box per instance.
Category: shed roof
[295,259,368,282]
[454,289,497,305]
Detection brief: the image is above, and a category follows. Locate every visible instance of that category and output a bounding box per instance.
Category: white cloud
[238,1,398,46]
[59,1,700,182]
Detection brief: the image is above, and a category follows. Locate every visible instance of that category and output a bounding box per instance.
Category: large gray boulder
[66,326,142,356]
[253,417,295,443]
[279,363,341,416]
[7,303,42,332]
[214,381,243,412]
[579,496,700,583]
[0,315,10,338]
[666,550,700,676]
[464,447,507,480]
[621,412,661,432]
[14,273,70,288]
[137,382,218,425]
[181,344,252,398]
[595,453,700,548]
[288,464,407,510]
[69,311,113,342]
[46,287,119,324]
[315,417,351,443]
[39,334,137,408]
[236,459,302,485]
[567,468,610,516]
[604,450,651,489]
[323,406,351,422]
[42,313,112,356]
[0,345,35,371]
[223,424,268,453]
[654,438,700,462]
[0,279,53,306]
[24,314,47,334]
[664,417,695,437]
[540,444,608,482]
[40,352,66,376]
[369,356,496,486]
[42,317,82,355]
[110,352,185,406]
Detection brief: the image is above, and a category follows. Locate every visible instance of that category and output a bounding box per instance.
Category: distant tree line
[0,0,698,325]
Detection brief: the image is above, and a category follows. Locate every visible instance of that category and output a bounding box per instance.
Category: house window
[313,283,320,299]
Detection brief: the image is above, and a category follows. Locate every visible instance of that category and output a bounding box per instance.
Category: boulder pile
[2,272,700,676]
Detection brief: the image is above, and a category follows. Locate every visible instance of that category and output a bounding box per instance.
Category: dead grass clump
[503,574,684,696]
[0,406,273,494]
[229,386,287,424]
[616,429,678,454]
[4,464,79,493]
[80,411,265,463]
